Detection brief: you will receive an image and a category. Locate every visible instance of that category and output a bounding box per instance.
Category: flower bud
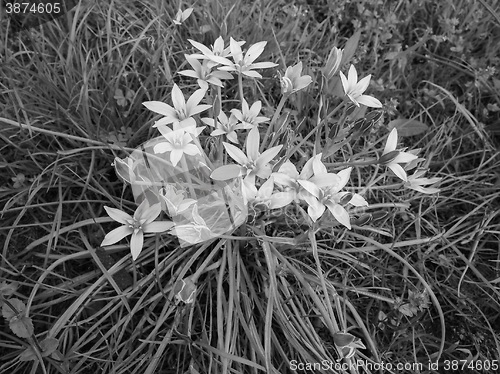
[280,76,294,95]
[353,214,372,226]
[372,210,389,222]
[323,47,343,79]
[340,192,353,205]
[378,150,400,165]
[280,62,312,95]
[174,277,197,304]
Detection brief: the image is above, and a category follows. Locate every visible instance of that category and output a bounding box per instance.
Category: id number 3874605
[4,2,61,14]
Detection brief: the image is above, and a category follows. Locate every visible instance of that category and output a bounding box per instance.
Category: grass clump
[1,1,499,373]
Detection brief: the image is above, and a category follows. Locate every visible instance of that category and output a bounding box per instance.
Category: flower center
[243,161,257,175]
[129,220,142,231]
[175,108,188,120]
[243,114,254,124]
[321,186,339,202]
[173,138,184,148]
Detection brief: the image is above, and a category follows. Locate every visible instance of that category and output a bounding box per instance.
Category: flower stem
[216,86,224,164]
[262,94,288,153]
[270,94,288,130]
[238,72,244,102]
[216,86,222,118]
[180,156,197,198]
[315,101,345,151]
[324,158,378,168]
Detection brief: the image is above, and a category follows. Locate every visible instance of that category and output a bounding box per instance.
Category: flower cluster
[101,33,441,262]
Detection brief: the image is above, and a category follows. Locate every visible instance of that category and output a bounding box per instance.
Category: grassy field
[1,0,500,373]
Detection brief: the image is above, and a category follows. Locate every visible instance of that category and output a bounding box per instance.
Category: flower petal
[184,54,202,71]
[203,77,219,89]
[153,117,176,128]
[101,225,133,246]
[297,180,321,198]
[336,167,352,189]
[177,117,198,131]
[355,75,371,94]
[231,108,243,122]
[383,128,398,154]
[178,70,200,79]
[256,145,282,167]
[243,178,258,201]
[140,202,162,224]
[326,202,351,229]
[248,101,262,118]
[244,41,266,64]
[143,220,174,233]
[210,164,244,180]
[226,131,239,144]
[307,198,325,222]
[217,110,229,124]
[229,37,243,63]
[224,142,249,165]
[347,94,360,106]
[388,163,408,181]
[291,61,303,76]
[213,36,224,53]
[211,129,225,136]
[188,39,212,57]
[300,157,316,180]
[153,142,173,154]
[349,193,368,207]
[156,124,173,138]
[272,172,294,187]
[294,75,312,91]
[309,174,341,189]
[183,144,201,156]
[186,88,209,114]
[201,118,216,127]
[250,61,278,69]
[133,199,150,220]
[130,232,144,261]
[170,149,184,167]
[171,84,186,111]
[242,70,263,79]
[277,161,299,179]
[348,65,358,87]
[339,71,349,95]
[242,99,249,114]
[104,206,132,224]
[254,164,272,179]
[258,176,274,199]
[143,101,176,117]
[210,55,233,66]
[246,126,260,161]
[311,154,327,175]
[269,191,295,209]
[392,151,419,164]
[356,95,382,108]
[182,8,193,21]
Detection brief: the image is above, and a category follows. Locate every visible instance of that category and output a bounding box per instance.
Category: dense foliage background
[1,0,499,373]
